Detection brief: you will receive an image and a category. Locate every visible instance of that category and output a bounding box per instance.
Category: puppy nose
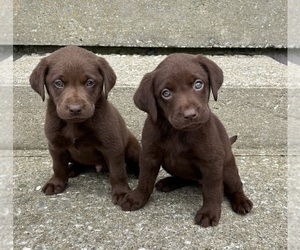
[68,104,82,115]
[183,108,197,120]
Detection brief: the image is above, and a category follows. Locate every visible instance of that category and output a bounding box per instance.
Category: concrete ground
[12,52,287,249]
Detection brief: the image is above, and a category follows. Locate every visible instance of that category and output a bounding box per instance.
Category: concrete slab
[13,151,287,249]
[0,0,13,45]
[13,54,287,88]
[13,54,287,154]
[0,151,13,249]
[13,0,286,48]
[13,86,287,156]
[0,46,13,248]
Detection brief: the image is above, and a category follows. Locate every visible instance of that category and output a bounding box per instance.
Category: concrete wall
[13,0,287,48]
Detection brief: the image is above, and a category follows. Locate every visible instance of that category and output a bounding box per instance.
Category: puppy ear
[134,72,157,122]
[97,57,117,99]
[196,55,223,101]
[29,58,48,101]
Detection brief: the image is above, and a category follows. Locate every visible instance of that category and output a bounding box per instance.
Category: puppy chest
[68,147,104,166]
[162,149,202,180]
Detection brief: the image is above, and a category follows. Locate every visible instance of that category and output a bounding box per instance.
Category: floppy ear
[133,72,157,123]
[196,55,223,101]
[97,57,117,99]
[29,58,48,101]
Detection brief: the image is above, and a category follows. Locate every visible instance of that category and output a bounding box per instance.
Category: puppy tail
[230,135,238,145]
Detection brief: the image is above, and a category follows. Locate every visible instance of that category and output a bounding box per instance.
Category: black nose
[183,108,197,120]
[68,104,82,115]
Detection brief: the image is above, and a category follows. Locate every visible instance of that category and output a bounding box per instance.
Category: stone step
[13,53,287,155]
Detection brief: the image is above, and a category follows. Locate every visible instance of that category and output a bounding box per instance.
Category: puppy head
[29,46,116,122]
[134,54,223,130]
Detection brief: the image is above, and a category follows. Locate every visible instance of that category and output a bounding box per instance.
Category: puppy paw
[230,193,253,214]
[194,207,221,227]
[42,178,67,195]
[112,186,131,205]
[119,190,149,211]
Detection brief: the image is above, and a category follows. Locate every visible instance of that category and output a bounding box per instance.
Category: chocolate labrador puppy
[120,53,253,227]
[30,46,140,204]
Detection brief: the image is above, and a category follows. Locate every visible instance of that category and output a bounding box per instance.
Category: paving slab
[13,54,287,155]
[13,54,287,89]
[0,151,13,250]
[13,151,287,249]
[13,86,287,156]
[13,0,286,48]
[0,46,13,249]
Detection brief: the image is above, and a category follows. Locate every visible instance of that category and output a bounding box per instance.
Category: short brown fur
[119,53,253,227]
[30,46,141,204]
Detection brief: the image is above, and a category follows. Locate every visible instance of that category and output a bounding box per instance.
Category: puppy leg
[155,176,197,192]
[125,131,141,177]
[194,166,223,227]
[106,154,131,204]
[223,156,253,214]
[119,153,161,211]
[42,149,70,195]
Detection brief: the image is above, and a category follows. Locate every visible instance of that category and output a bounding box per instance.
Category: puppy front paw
[194,207,221,227]
[119,190,149,211]
[42,177,67,195]
[230,192,253,214]
[112,185,131,205]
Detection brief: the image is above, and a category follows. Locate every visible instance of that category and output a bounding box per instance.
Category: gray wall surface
[13,0,287,48]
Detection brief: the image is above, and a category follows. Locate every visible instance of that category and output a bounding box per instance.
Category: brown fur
[30,46,140,204]
[119,53,253,227]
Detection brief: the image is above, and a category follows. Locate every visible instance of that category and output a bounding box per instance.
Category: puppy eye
[194,80,203,90]
[86,79,95,88]
[161,89,172,99]
[54,80,64,89]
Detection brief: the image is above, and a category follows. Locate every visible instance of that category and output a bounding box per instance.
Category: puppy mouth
[169,119,203,131]
[168,108,210,131]
[57,111,93,123]
[63,117,89,123]
[57,103,95,122]
[177,122,203,131]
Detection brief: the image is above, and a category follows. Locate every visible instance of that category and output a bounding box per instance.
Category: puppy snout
[68,104,82,115]
[183,108,197,120]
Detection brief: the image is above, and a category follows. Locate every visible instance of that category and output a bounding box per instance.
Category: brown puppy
[120,53,253,227]
[30,46,140,204]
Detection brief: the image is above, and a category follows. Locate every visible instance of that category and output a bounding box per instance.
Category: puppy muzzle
[169,107,210,131]
[57,102,95,122]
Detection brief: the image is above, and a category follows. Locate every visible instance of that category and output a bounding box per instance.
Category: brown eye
[86,79,95,88]
[161,89,172,99]
[54,80,64,89]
